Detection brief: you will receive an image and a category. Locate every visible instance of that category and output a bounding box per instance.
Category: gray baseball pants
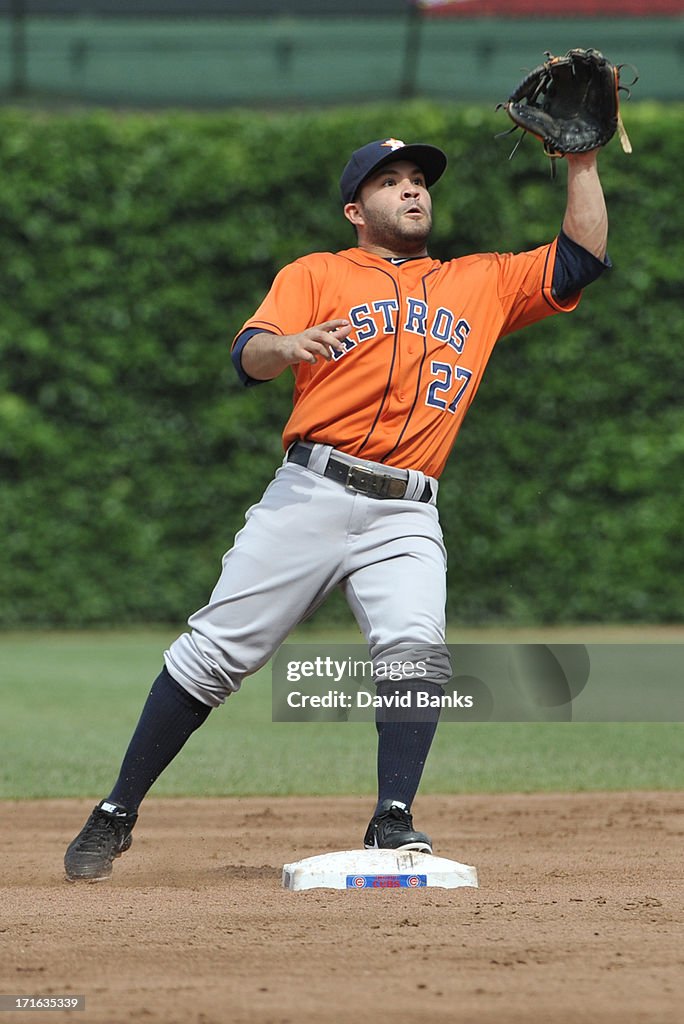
[165,445,449,707]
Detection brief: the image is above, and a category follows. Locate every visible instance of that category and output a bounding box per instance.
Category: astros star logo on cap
[381,138,406,151]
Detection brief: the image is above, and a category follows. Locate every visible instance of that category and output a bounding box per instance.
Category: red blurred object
[417,0,684,16]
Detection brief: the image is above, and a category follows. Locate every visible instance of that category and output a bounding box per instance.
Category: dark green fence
[0,16,682,106]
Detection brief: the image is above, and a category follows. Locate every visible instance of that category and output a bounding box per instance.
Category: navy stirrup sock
[375,681,442,812]
[107,666,212,813]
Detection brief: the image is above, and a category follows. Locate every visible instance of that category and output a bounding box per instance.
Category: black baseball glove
[500,48,634,160]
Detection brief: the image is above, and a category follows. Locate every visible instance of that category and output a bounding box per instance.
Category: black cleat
[363,799,432,854]
[64,800,138,882]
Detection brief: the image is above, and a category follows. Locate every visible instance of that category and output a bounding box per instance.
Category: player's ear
[343,202,365,228]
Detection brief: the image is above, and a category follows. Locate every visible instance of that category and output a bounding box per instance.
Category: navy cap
[340,137,447,205]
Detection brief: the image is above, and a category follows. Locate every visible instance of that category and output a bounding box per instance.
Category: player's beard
[358,201,432,256]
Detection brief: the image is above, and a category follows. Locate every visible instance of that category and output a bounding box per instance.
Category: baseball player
[65,137,609,881]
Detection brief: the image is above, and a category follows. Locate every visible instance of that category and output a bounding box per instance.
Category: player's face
[347,160,433,256]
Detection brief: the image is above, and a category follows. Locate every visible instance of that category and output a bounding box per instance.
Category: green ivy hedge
[0,102,682,626]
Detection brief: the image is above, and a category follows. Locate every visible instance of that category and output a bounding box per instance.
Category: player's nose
[401,180,421,197]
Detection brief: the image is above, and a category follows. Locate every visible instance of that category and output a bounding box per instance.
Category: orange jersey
[235,242,579,478]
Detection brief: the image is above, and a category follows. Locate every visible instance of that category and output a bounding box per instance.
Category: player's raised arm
[501,48,628,263]
[562,151,608,261]
[240,320,352,380]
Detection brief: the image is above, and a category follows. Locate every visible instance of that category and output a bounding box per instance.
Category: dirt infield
[2,793,682,1024]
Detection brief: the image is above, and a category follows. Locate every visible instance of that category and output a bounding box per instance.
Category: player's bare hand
[239,320,352,381]
[277,320,352,365]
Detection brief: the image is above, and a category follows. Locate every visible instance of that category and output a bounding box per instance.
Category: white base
[282,848,478,891]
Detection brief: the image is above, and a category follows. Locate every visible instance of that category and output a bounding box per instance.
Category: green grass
[0,628,682,799]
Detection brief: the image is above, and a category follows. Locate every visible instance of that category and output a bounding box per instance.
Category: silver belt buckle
[346,465,406,499]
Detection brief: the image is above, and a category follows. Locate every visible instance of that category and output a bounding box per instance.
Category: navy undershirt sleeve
[552,228,611,301]
[231,327,274,387]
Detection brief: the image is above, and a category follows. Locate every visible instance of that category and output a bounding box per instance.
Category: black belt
[287,443,433,503]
